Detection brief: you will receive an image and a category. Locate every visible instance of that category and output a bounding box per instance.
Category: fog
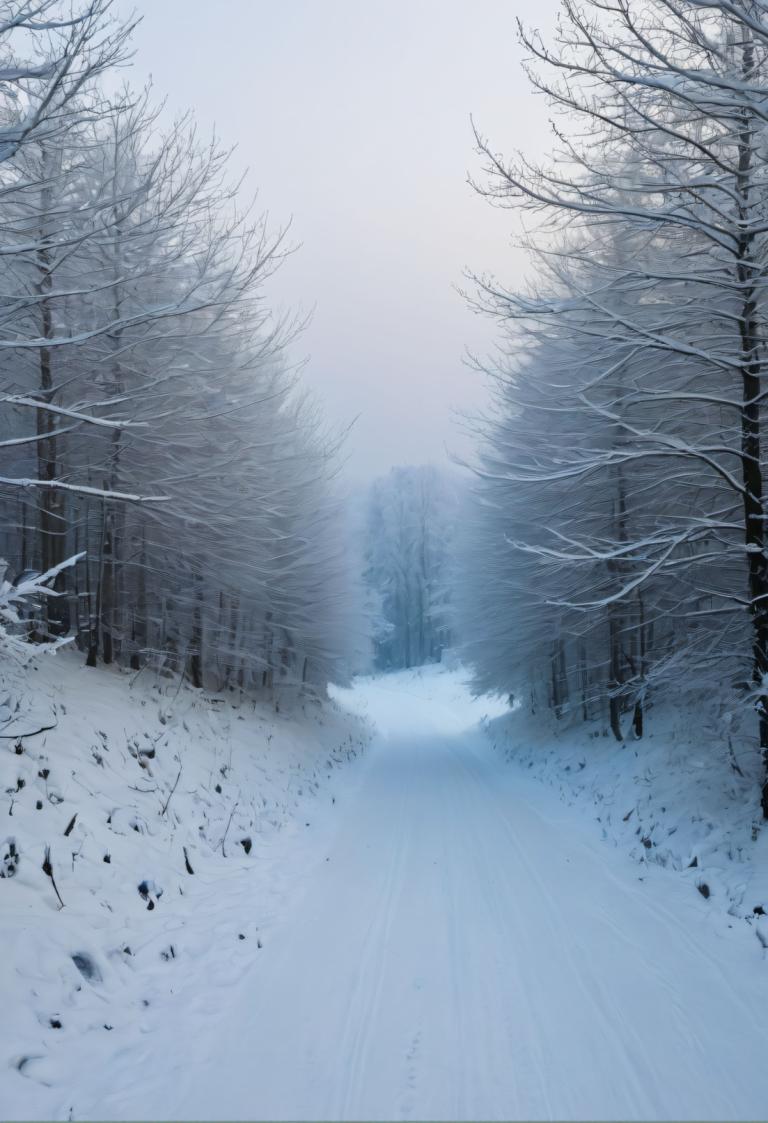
[117,0,557,479]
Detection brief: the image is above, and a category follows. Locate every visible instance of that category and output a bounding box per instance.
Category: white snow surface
[3,660,768,1120]
[486,690,768,916]
[0,651,368,1121]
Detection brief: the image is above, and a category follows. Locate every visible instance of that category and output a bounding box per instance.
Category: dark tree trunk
[129,530,147,671]
[34,201,68,638]
[734,45,768,816]
[608,610,623,742]
[188,572,203,689]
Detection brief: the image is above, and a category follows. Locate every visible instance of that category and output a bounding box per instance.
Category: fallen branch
[160,766,182,817]
[42,845,64,909]
[218,801,239,857]
[0,722,57,740]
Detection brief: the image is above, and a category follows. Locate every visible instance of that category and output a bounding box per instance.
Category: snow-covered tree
[363,465,458,671]
[0,4,361,700]
[461,0,768,813]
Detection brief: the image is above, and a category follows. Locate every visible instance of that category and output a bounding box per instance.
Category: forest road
[119,670,768,1120]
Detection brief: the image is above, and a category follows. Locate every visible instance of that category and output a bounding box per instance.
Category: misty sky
[117,0,557,480]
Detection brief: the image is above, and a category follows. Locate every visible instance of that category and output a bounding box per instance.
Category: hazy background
[115,0,557,479]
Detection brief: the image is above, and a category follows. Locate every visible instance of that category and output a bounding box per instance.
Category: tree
[363,465,458,671]
[462,0,768,812]
[0,4,361,699]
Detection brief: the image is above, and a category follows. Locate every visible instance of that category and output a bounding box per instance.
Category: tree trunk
[34,175,68,637]
[608,610,623,742]
[188,571,203,689]
[734,40,768,815]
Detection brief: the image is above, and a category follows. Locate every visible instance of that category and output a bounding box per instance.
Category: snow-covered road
[77,670,768,1119]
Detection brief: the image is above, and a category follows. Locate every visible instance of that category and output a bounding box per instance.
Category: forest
[0,0,359,702]
[3,2,768,1119]
[457,0,768,820]
[7,0,768,813]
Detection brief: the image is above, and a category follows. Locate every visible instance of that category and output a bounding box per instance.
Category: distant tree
[363,465,458,671]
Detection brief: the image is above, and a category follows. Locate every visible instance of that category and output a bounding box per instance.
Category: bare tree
[462,0,768,812]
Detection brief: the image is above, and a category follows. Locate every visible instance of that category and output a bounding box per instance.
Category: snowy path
[82,670,768,1120]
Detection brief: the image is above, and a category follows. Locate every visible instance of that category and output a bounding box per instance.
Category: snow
[3,661,768,1120]
[0,651,369,1121]
[486,690,768,916]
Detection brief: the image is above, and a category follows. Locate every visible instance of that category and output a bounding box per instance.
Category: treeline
[458,0,768,813]
[363,466,456,671]
[0,1,358,697]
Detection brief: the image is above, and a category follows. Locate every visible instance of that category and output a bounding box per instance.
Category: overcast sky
[116,0,557,481]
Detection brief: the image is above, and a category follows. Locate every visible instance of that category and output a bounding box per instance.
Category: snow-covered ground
[486,687,768,921]
[0,651,369,1122]
[4,661,768,1120]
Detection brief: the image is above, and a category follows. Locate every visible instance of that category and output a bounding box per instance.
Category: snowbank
[0,651,369,1121]
[484,692,768,934]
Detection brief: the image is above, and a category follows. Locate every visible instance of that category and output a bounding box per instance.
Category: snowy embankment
[0,651,369,1120]
[484,692,768,935]
[4,663,768,1120]
[110,664,768,1122]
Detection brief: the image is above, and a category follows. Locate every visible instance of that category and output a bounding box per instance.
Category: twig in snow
[160,766,182,817]
[727,737,745,778]
[0,722,57,740]
[42,846,64,909]
[170,670,185,707]
[129,663,148,689]
[218,801,239,857]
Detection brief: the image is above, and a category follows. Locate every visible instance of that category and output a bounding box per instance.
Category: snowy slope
[5,662,768,1121]
[6,664,763,1122]
[0,651,369,1121]
[484,689,768,929]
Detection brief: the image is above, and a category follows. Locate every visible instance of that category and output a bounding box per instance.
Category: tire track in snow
[441,848,469,1118]
[332,772,412,1121]
[456,732,764,1119]
[455,738,668,1118]
[443,736,555,1120]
